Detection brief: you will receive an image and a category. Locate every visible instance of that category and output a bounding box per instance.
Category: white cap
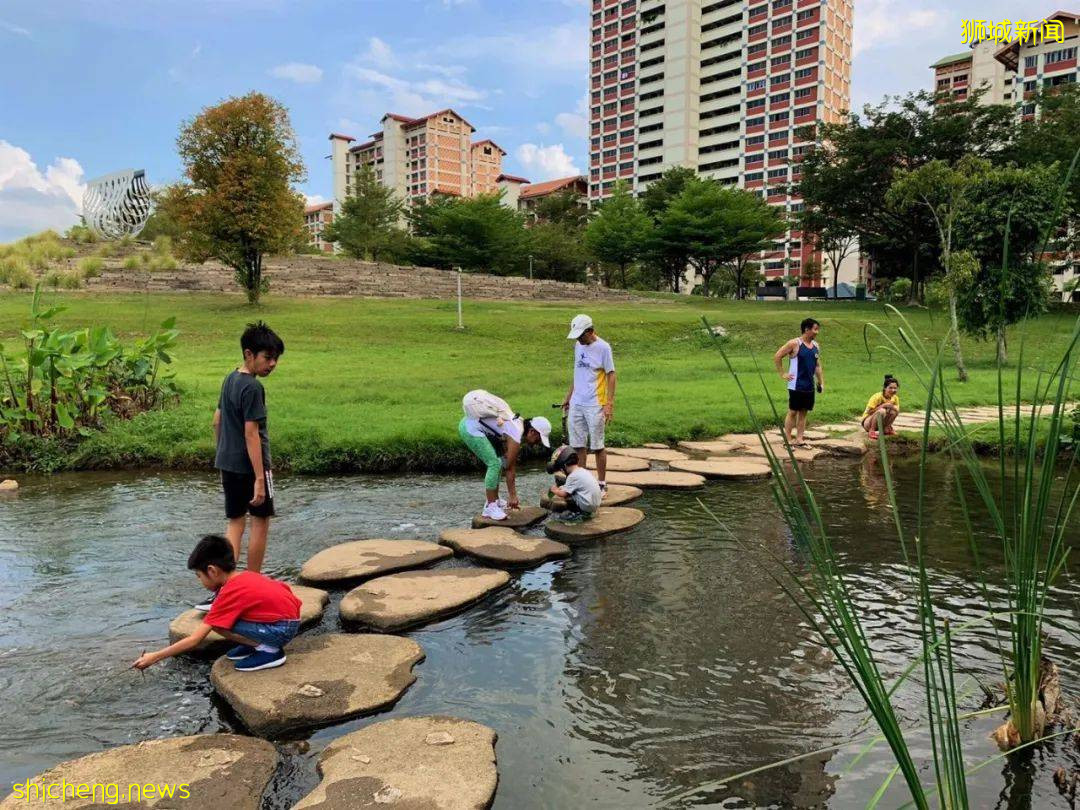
[530,416,552,448]
[567,314,593,339]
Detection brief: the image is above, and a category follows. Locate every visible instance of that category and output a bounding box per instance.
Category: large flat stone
[439,526,570,567]
[677,439,744,455]
[471,505,548,529]
[603,470,706,489]
[739,443,822,463]
[584,454,649,472]
[544,507,645,543]
[606,446,689,463]
[541,483,643,510]
[210,634,423,737]
[293,716,498,810]
[340,568,511,631]
[169,584,328,654]
[768,428,828,441]
[300,539,452,585]
[811,437,869,456]
[669,458,773,480]
[0,734,277,810]
[643,442,669,449]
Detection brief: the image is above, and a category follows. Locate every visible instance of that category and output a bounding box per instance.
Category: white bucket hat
[567,314,593,340]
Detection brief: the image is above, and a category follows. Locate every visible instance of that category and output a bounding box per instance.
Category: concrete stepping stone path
[584,454,649,472]
[0,734,278,810]
[472,504,548,529]
[606,446,689,463]
[604,469,706,489]
[544,507,645,543]
[293,716,498,810]
[669,458,773,480]
[168,584,328,654]
[439,526,570,567]
[300,539,452,585]
[210,634,423,737]
[677,439,744,455]
[542,483,643,510]
[340,568,511,631]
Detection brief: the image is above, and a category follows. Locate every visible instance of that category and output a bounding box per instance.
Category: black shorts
[221,470,275,519]
[788,388,815,412]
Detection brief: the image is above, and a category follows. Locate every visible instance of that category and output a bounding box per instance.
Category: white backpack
[462,390,516,423]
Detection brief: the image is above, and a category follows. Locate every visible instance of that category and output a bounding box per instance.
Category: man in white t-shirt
[561,314,616,494]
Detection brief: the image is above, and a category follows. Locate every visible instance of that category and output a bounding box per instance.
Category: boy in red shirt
[134,535,301,672]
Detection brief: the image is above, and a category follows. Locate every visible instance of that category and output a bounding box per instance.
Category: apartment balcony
[744,139,764,152]
[793,108,816,125]
[796,8,819,26]
[748,6,767,23]
[795,66,818,85]
[747,66,767,80]
[773,39,791,54]
[770,98,790,111]
[746,121,765,135]
[797,0,817,7]
[1045,57,1078,73]
[770,78,790,91]
[622,17,635,31]
[795,51,817,67]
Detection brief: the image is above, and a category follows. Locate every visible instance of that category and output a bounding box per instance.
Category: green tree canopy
[639,167,697,292]
[532,189,588,228]
[408,193,528,275]
[584,181,651,287]
[322,163,406,261]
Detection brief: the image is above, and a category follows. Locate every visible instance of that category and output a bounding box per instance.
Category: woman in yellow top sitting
[862,375,900,439]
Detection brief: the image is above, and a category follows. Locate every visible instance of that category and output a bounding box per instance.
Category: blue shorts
[229,618,300,649]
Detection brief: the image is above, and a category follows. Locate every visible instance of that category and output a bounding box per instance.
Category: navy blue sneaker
[234,648,286,672]
[226,644,255,661]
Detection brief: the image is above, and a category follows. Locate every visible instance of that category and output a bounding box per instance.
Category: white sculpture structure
[83,169,153,239]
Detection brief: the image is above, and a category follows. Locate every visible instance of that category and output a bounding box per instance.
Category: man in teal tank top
[773,318,824,446]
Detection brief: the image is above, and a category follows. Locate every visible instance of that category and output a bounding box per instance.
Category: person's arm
[603,371,617,423]
[245,421,266,506]
[562,380,574,411]
[774,340,795,380]
[133,623,213,669]
[815,354,824,391]
[550,484,570,498]
[213,408,221,445]
[504,437,521,508]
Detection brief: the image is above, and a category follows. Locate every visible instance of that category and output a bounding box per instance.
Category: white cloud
[515,143,580,180]
[554,93,589,139]
[1,20,31,37]
[364,37,397,70]
[854,0,943,56]
[269,62,324,83]
[344,64,486,116]
[304,193,326,205]
[0,141,85,241]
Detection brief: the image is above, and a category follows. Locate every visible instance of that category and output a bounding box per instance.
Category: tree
[162,92,306,303]
[1011,84,1080,221]
[584,181,651,287]
[887,156,993,381]
[323,163,405,261]
[532,189,588,228]
[800,208,857,298]
[528,221,588,283]
[408,194,528,275]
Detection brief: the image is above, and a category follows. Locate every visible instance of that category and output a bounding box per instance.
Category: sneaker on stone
[234,648,286,672]
[481,502,508,521]
[556,511,588,524]
[495,498,508,509]
[884,427,897,436]
[194,590,218,612]
[226,644,255,661]
[869,430,879,440]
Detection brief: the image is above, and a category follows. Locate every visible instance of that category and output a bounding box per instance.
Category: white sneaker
[495,498,508,509]
[481,502,508,521]
[599,482,608,500]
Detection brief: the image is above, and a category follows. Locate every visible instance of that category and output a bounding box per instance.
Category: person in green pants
[459,390,552,521]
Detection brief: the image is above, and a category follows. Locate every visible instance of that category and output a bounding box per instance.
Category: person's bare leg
[573,447,587,474]
[595,448,607,484]
[246,516,270,573]
[883,408,899,431]
[795,411,808,444]
[785,410,798,443]
[485,487,499,504]
[225,516,246,566]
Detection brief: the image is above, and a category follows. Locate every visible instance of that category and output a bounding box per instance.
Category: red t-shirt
[204,571,301,630]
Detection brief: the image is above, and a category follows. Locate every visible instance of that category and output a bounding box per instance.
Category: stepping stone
[584,454,649,472]
[210,634,423,737]
[644,442,669,449]
[472,504,548,529]
[607,446,689,463]
[604,470,706,489]
[293,716,497,810]
[340,568,511,631]
[768,428,828,441]
[0,734,278,810]
[544,507,645,543]
[719,433,766,446]
[169,584,329,654]
[739,443,822,463]
[300,539,452,585]
[439,526,570,567]
[541,483,643,510]
[816,423,860,434]
[677,439,744,455]
[811,437,869,456]
[669,458,773,480]
[0,479,17,492]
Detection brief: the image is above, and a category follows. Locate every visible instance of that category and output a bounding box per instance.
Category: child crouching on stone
[546,445,602,523]
[134,534,301,673]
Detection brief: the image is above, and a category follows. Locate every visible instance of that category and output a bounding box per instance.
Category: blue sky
[0,0,1031,241]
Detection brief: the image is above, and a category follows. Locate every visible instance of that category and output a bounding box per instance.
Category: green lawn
[1,289,1076,473]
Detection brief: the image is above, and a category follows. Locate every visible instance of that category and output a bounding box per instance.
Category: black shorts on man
[222,470,276,519]
[788,388,815,412]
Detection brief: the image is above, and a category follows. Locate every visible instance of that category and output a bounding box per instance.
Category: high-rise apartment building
[330,109,506,210]
[588,0,854,282]
[930,40,1012,105]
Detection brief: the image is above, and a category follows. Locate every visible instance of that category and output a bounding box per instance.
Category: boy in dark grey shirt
[200,322,284,610]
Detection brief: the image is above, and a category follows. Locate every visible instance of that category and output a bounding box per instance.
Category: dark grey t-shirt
[214,370,271,474]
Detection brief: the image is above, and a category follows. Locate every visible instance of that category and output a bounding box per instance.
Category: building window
[794,66,814,80]
[638,156,662,166]
[747,98,766,110]
[745,171,764,182]
[1046,73,1077,87]
[747,78,767,91]
[1046,47,1078,64]
[749,22,768,36]
[796,27,817,41]
[748,60,766,73]
[747,42,767,57]
[639,138,663,150]
[772,35,791,47]
[772,0,792,8]
[747,116,765,127]
[773,15,792,29]
[769,111,790,123]
[768,148,788,160]
[603,148,617,160]
[620,144,635,155]
[770,92,790,103]
[1023,79,1036,92]
[769,130,788,142]
[796,8,814,20]
[795,46,817,60]
[771,73,791,85]
[794,87,813,99]
[771,55,791,69]
[793,105,814,118]
[746,134,765,145]
[1024,55,1038,68]
[937,78,951,89]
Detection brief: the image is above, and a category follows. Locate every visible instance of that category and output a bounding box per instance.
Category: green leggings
[459,417,502,490]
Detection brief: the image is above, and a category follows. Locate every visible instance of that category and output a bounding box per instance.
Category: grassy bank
[1,289,1076,473]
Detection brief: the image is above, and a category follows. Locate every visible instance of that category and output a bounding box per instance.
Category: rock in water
[810,437,868,457]
[543,507,645,543]
[668,458,773,481]
[210,634,423,736]
[677,439,744,455]
[606,447,689,463]
[603,470,706,489]
[168,584,328,654]
[584,454,649,472]
[438,527,570,567]
[340,568,511,631]
[739,443,822,463]
[768,428,828,441]
[292,716,497,810]
[300,539,452,584]
[471,505,548,529]
[542,483,643,510]
[0,735,276,810]
[0,479,17,492]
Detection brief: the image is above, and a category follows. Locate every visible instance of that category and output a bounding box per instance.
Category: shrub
[79,256,104,278]
[887,277,912,303]
[924,278,950,310]
[122,256,140,270]
[152,235,173,256]
[66,225,98,244]
[94,243,116,258]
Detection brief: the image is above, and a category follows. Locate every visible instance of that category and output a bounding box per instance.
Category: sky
[0,0,1034,241]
